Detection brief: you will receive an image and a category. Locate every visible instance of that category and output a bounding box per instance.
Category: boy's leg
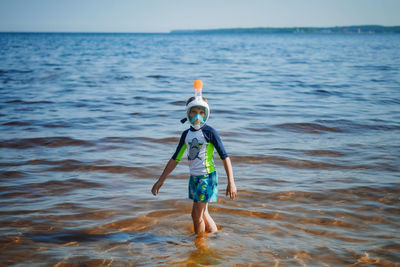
[191,202,207,235]
[203,204,218,233]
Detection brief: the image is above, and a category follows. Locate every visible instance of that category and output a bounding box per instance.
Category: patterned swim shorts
[189,171,218,202]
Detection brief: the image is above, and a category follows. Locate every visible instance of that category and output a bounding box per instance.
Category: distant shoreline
[1,25,399,34]
[170,25,400,34]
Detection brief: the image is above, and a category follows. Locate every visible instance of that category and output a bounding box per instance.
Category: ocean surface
[0,32,399,266]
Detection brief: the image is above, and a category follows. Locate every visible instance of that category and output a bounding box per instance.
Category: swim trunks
[189,171,218,202]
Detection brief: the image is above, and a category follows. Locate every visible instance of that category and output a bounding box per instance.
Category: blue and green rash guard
[172,124,228,176]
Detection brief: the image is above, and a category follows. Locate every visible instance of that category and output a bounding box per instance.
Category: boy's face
[189,106,206,124]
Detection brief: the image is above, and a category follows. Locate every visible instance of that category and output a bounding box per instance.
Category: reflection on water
[1,185,399,265]
[1,32,400,265]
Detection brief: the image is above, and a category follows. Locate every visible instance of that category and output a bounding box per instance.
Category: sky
[0,0,399,33]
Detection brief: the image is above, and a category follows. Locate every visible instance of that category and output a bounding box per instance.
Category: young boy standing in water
[151,80,237,235]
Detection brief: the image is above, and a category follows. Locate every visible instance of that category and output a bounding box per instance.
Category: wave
[274,120,400,134]
[0,178,103,199]
[302,149,345,157]
[146,75,169,79]
[238,184,400,206]
[1,151,391,180]
[42,123,70,128]
[25,231,174,246]
[101,136,179,144]
[0,170,25,179]
[1,121,31,126]
[134,137,180,144]
[272,148,345,157]
[225,185,400,243]
[132,96,165,102]
[0,136,179,150]
[24,159,157,178]
[274,122,343,134]
[1,121,70,128]
[230,155,369,170]
[0,137,93,149]
[5,99,54,105]
[316,119,400,132]
[170,100,186,106]
[0,69,33,76]
[114,75,133,81]
[100,137,137,144]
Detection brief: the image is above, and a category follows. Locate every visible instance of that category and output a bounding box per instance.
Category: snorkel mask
[182,80,210,130]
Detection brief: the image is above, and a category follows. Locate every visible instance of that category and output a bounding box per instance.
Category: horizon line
[1,24,399,34]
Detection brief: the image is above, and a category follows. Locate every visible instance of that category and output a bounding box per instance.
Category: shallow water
[0,32,400,266]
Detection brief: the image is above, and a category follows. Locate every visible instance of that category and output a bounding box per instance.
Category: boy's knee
[191,209,204,223]
[191,210,202,220]
[192,203,207,220]
[192,216,204,226]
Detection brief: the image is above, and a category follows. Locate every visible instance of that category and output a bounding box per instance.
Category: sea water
[0,32,399,266]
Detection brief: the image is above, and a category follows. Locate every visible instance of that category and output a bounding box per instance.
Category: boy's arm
[152,130,187,196]
[151,158,179,196]
[223,157,237,200]
[206,126,236,199]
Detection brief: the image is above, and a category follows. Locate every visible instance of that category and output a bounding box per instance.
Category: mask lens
[190,113,204,124]
[187,105,209,129]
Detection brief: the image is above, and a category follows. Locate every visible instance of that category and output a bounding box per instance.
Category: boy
[151,80,237,235]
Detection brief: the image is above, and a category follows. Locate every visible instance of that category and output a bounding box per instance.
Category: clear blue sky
[0,0,399,32]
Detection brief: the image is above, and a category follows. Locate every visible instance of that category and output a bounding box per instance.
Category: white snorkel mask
[181,80,210,130]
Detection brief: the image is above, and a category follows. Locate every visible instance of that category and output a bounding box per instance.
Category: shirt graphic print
[172,125,228,176]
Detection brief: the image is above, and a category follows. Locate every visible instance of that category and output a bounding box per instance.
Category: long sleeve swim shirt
[172,125,228,176]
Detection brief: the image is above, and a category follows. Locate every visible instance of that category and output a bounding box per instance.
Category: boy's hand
[226,183,237,200]
[151,180,163,196]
